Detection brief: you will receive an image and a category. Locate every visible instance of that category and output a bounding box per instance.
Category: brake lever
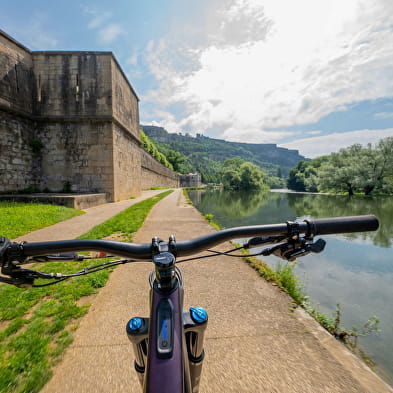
[31,253,86,262]
[261,238,326,261]
[244,235,287,248]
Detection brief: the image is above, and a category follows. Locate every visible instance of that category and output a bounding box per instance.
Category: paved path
[13,189,164,242]
[39,189,392,393]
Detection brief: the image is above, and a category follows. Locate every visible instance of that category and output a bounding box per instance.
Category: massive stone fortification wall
[141,149,179,189]
[32,52,113,118]
[0,31,34,114]
[111,57,139,140]
[37,122,115,195]
[0,30,178,201]
[0,31,36,190]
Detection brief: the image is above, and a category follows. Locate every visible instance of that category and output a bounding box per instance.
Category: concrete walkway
[38,189,392,393]
[13,189,164,242]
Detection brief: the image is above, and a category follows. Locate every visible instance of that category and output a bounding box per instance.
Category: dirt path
[40,189,393,393]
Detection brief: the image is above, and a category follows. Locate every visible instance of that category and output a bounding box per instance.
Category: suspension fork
[126,237,208,393]
[126,284,208,393]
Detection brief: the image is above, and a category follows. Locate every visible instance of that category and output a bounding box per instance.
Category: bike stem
[152,236,178,292]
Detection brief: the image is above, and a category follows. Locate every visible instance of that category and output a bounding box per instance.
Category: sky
[1,0,393,158]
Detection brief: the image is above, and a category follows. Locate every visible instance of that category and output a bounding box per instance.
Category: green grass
[242,255,306,304]
[0,261,111,393]
[0,190,173,392]
[79,190,173,240]
[0,202,84,239]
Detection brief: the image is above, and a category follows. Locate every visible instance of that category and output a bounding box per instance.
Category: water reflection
[191,189,271,219]
[188,189,393,385]
[287,194,393,247]
[188,190,393,247]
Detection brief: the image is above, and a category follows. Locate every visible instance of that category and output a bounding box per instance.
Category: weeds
[238,254,380,348]
[204,214,221,230]
[182,189,193,205]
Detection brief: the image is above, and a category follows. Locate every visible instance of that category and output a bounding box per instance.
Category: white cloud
[374,112,393,119]
[307,131,323,135]
[144,0,393,141]
[86,10,111,29]
[126,53,138,66]
[84,7,122,44]
[280,128,393,158]
[98,24,123,44]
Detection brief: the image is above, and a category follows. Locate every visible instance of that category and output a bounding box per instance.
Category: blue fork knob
[129,317,143,331]
[190,307,208,323]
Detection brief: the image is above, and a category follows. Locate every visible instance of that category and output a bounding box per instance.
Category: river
[188,189,393,386]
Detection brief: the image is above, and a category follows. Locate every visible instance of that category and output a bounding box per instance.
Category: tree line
[287,137,393,195]
[141,129,284,189]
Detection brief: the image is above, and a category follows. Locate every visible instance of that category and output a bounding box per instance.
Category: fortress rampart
[0,30,178,202]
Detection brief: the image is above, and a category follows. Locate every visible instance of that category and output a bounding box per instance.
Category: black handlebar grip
[308,215,379,236]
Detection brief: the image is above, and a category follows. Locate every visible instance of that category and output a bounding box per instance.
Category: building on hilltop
[0,30,178,202]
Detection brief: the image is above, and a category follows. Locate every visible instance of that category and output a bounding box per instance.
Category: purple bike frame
[144,283,189,393]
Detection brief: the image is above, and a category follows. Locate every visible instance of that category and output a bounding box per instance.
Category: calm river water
[188,189,393,386]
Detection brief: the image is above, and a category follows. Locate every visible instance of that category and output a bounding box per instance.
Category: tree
[239,162,266,190]
[286,137,393,195]
[317,139,393,195]
[165,149,185,172]
[221,159,269,191]
[222,168,242,189]
[317,146,361,195]
[287,159,326,192]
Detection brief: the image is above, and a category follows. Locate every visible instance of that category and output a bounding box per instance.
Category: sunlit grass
[0,202,84,239]
[79,190,173,241]
[0,190,173,392]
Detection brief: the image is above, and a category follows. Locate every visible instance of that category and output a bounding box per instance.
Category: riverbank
[188,187,393,385]
[40,189,392,392]
[271,188,330,195]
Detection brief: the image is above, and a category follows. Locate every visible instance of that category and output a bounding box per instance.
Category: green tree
[222,168,242,189]
[140,130,173,170]
[317,146,360,195]
[316,139,393,195]
[165,149,186,172]
[239,162,267,190]
[287,159,326,192]
[221,159,269,191]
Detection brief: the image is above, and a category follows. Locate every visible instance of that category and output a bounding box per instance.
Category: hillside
[141,125,306,180]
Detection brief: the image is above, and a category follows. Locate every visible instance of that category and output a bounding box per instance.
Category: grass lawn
[78,190,173,241]
[0,190,173,393]
[0,202,84,239]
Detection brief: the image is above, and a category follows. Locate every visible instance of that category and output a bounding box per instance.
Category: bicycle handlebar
[20,215,378,260]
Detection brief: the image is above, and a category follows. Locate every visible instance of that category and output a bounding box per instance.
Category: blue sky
[2,0,393,158]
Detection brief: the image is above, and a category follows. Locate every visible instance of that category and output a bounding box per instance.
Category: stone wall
[112,123,141,200]
[0,111,36,190]
[0,31,34,114]
[0,31,36,191]
[32,52,113,118]
[141,149,179,189]
[36,121,114,196]
[111,57,139,141]
[0,30,178,201]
